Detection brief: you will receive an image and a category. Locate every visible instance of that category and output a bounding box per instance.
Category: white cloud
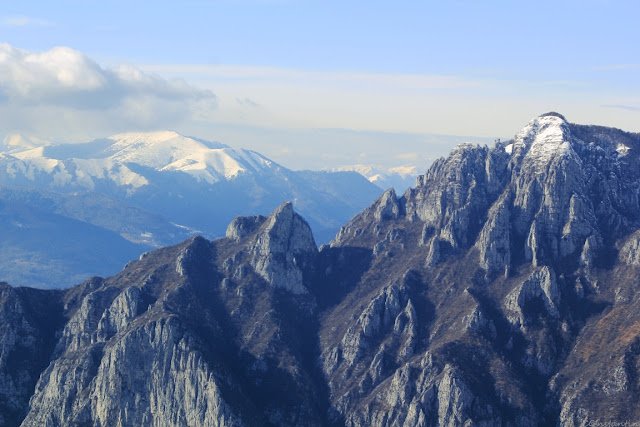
[142,63,495,135]
[0,43,217,138]
[602,104,640,112]
[141,63,640,139]
[1,15,53,27]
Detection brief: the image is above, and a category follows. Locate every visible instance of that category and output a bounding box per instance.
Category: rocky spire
[248,202,318,294]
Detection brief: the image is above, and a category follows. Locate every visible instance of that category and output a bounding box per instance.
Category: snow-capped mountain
[332,163,419,192]
[1,134,51,153]
[0,131,382,287]
[100,131,275,184]
[2,130,279,189]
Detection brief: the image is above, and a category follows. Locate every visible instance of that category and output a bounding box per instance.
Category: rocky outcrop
[406,143,509,251]
[316,113,640,426]
[225,215,266,242]
[369,188,403,221]
[620,230,640,266]
[475,192,512,276]
[504,266,560,328]
[19,240,243,427]
[22,316,241,427]
[247,202,317,294]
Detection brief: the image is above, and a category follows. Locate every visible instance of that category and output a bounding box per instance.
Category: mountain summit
[1,114,640,425]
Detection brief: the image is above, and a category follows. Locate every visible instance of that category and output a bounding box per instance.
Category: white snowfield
[159,148,274,183]
[0,130,279,189]
[108,131,275,184]
[1,134,51,153]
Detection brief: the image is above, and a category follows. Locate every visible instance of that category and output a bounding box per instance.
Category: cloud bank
[0,43,217,139]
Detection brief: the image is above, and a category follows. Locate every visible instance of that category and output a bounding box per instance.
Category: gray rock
[620,230,640,266]
[248,202,317,294]
[504,266,560,328]
[225,215,266,242]
[476,193,511,275]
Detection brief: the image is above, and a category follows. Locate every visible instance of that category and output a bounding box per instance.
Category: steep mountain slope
[322,112,640,425]
[1,113,639,425]
[3,203,324,426]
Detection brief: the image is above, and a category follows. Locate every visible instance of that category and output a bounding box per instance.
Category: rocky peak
[175,235,213,277]
[509,113,575,171]
[370,188,403,221]
[248,202,318,294]
[353,187,404,225]
[225,215,266,242]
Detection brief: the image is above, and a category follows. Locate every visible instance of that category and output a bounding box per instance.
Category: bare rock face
[475,193,512,276]
[19,237,243,427]
[620,230,640,266]
[248,202,317,294]
[6,220,323,426]
[225,215,266,242]
[406,143,510,251]
[504,266,560,328]
[323,270,417,377]
[370,188,402,221]
[316,113,640,426]
[22,316,240,427]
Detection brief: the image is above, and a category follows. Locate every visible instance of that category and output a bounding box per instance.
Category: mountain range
[331,164,418,193]
[0,131,382,287]
[1,113,639,425]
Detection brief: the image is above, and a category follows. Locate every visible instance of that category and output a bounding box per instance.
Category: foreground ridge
[1,113,640,426]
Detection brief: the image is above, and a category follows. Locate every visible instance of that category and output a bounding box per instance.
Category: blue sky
[1,0,639,169]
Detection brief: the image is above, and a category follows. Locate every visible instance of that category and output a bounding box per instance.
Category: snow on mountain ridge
[1,130,285,190]
[1,134,51,153]
[159,147,275,184]
[102,131,269,183]
[72,158,149,190]
[511,114,576,171]
[106,131,219,169]
[333,163,418,191]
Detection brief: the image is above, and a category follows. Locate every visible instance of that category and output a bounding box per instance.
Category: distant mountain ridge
[0,131,382,288]
[0,186,195,288]
[332,164,418,192]
[1,113,640,425]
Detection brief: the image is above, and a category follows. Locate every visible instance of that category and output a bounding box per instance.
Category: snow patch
[616,143,630,156]
[1,134,51,153]
[513,115,574,171]
[72,158,149,189]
